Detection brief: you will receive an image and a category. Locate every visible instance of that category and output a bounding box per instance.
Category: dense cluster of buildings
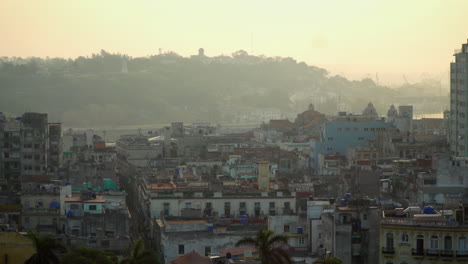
[1,39,468,264]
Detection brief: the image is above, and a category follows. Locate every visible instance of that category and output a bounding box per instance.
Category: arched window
[401,233,409,243]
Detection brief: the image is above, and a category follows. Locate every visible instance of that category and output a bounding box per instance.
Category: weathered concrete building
[62,191,130,253]
[318,199,381,264]
[154,218,262,264]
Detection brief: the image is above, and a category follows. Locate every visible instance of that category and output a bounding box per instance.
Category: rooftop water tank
[423,206,435,214]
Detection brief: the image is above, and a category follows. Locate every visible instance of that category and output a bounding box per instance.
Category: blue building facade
[309,120,389,173]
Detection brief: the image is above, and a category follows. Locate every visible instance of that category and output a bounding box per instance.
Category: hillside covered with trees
[0,50,447,127]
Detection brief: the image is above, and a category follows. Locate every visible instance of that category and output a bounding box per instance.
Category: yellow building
[257,161,270,192]
[380,209,468,264]
[0,232,36,264]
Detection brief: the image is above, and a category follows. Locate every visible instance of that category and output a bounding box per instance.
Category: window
[386,233,394,248]
[224,202,231,218]
[327,137,333,141]
[298,237,305,245]
[459,236,467,250]
[284,202,290,208]
[401,233,409,243]
[24,217,29,224]
[318,233,321,239]
[346,128,350,131]
[204,246,211,256]
[70,204,79,210]
[363,214,367,220]
[358,137,364,140]
[444,236,452,250]
[89,205,97,210]
[101,240,110,248]
[164,203,170,216]
[284,225,290,232]
[178,245,185,255]
[354,128,358,131]
[416,235,424,252]
[185,202,192,209]
[364,128,369,131]
[430,235,439,249]
[269,202,275,208]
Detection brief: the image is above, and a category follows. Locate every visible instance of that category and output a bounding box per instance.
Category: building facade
[380,209,468,264]
[450,39,468,157]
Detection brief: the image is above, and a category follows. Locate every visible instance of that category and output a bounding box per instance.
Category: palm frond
[266,234,289,248]
[132,239,145,258]
[270,248,292,264]
[235,237,257,247]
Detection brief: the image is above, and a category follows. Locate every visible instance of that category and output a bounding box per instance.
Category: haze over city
[2,0,467,85]
[1,1,468,264]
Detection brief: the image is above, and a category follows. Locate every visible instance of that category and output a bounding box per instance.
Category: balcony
[382,247,395,254]
[412,248,425,256]
[426,249,439,256]
[456,250,468,258]
[23,208,60,215]
[440,249,454,257]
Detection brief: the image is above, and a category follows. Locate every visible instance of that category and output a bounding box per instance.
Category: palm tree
[235,229,291,264]
[120,239,160,264]
[25,230,66,264]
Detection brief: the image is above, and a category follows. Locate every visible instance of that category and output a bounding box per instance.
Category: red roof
[302,117,325,128]
[171,250,210,264]
[269,119,295,128]
[219,247,257,258]
[149,182,176,190]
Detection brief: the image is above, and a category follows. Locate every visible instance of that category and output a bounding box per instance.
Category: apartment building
[380,207,468,264]
[450,39,468,157]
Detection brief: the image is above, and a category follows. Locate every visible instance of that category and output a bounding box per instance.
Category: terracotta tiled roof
[149,182,176,190]
[171,250,211,264]
[219,246,257,257]
[269,119,295,128]
[302,117,325,128]
[83,199,106,203]
[65,197,82,202]
[297,110,325,120]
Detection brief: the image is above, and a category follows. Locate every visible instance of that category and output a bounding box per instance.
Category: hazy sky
[1,0,467,85]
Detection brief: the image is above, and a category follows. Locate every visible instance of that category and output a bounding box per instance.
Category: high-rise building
[0,113,63,186]
[450,39,468,157]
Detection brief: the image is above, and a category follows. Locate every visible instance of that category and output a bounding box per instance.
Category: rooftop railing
[381,217,460,227]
